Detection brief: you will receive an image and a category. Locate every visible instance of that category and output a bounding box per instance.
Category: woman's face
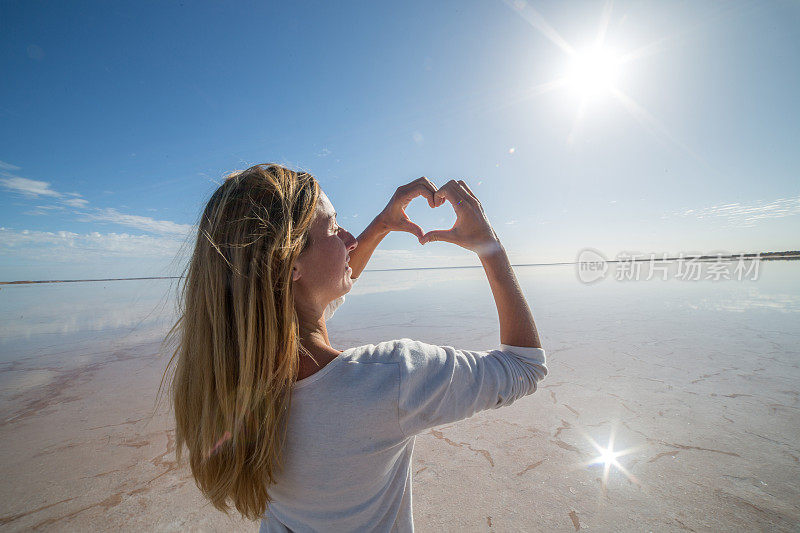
[292,191,358,311]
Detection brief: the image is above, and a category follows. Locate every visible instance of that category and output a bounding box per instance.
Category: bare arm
[420,180,541,349]
[479,244,541,348]
[347,218,389,279]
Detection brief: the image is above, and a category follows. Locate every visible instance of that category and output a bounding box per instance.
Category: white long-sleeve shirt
[259,297,547,533]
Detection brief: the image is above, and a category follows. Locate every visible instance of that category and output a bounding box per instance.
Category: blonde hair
[159,163,320,520]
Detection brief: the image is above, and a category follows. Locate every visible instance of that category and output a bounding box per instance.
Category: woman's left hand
[375,177,438,242]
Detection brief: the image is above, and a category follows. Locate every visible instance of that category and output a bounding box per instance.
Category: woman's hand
[347,177,438,278]
[419,179,502,257]
[374,177,438,242]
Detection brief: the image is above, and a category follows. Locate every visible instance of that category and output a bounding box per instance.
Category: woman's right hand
[419,180,502,257]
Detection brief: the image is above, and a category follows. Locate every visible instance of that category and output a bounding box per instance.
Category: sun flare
[566,45,622,98]
[591,445,623,467]
[509,0,702,158]
[579,426,641,491]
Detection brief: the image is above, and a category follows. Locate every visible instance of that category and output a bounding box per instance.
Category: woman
[163,164,547,532]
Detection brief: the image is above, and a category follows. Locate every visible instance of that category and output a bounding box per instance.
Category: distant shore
[1,250,798,285]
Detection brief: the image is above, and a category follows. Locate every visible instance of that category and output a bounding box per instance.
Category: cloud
[61,197,90,208]
[0,166,198,278]
[675,195,800,227]
[24,205,66,216]
[0,172,89,209]
[78,207,194,236]
[0,227,187,262]
[2,166,194,238]
[0,175,61,197]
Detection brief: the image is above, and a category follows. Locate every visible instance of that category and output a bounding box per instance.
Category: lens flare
[580,425,641,491]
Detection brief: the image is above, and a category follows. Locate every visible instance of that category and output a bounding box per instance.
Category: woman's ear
[292,264,302,282]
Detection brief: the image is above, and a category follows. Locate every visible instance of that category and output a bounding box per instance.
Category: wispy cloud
[0,175,62,197]
[24,205,66,216]
[674,195,800,227]
[0,160,21,171]
[1,172,91,210]
[78,207,194,236]
[61,197,90,208]
[2,167,193,238]
[1,167,195,278]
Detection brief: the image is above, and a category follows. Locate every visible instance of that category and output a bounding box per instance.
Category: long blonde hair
[159,163,320,520]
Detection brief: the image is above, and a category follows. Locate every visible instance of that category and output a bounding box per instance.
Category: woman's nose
[342,229,358,251]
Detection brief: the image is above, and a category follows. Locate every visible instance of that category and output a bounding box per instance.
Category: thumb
[420,229,456,245]
[397,218,424,239]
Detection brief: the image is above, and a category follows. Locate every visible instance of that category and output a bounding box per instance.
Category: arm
[396,339,547,437]
[479,244,541,348]
[347,218,389,279]
[346,177,438,279]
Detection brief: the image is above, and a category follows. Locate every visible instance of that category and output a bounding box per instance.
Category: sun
[565,45,622,99]
[508,1,697,158]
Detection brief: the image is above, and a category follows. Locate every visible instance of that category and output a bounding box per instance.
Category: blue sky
[1,0,798,280]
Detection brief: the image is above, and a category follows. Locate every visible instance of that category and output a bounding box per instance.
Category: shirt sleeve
[396,339,548,437]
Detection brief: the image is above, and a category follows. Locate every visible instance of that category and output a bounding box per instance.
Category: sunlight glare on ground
[593,445,622,467]
[580,425,642,492]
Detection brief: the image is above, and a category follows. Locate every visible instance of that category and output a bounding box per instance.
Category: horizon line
[1,250,797,285]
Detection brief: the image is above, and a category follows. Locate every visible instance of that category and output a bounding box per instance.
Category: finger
[397,218,424,239]
[457,180,480,204]
[417,176,439,208]
[434,180,467,209]
[398,178,437,208]
[420,229,457,245]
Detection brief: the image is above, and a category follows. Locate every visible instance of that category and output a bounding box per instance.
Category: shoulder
[343,338,437,365]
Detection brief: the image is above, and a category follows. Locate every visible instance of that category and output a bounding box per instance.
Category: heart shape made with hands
[384,178,480,247]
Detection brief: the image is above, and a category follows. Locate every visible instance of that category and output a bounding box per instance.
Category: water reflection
[0,281,176,339]
[686,287,800,313]
[1,262,798,367]
[0,279,178,365]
